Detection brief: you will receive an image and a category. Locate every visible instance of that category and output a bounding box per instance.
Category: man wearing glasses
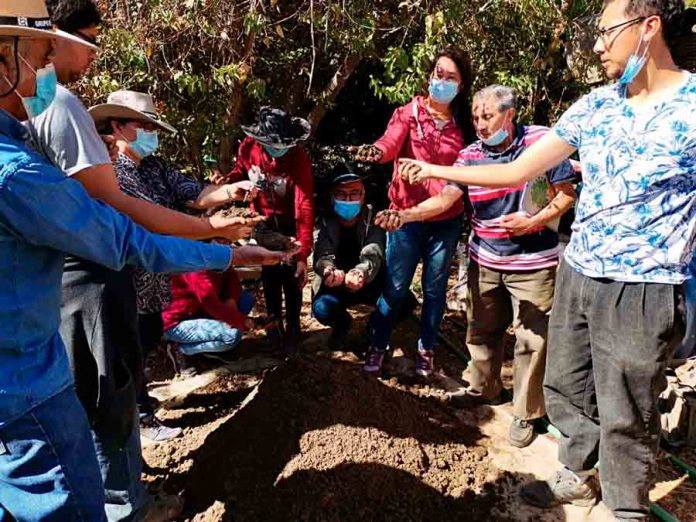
[312,164,386,351]
[397,0,692,519]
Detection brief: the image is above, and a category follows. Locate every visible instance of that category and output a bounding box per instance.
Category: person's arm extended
[400,133,576,188]
[401,185,463,224]
[187,180,257,210]
[73,164,240,240]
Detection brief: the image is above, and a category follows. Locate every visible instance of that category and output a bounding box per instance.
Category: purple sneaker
[415,348,434,378]
[363,347,386,375]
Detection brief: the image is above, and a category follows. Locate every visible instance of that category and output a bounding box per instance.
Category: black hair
[45,0,102,33]
[604,0,686,52]
[426,47,477,144]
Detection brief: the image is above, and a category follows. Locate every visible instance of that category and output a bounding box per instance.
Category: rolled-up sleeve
[0,158,231,273]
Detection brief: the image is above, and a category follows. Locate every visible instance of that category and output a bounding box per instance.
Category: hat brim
[88,104,177,134]
[0,26,98,50]
[241,116,311,147]
[332,173,362,185]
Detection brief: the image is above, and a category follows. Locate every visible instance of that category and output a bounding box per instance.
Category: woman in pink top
[353,47,475,378]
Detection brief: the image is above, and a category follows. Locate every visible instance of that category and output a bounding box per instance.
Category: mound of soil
[211,206,259,219]
[170,353,512,521]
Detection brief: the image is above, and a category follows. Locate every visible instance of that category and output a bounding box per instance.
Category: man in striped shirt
[379,85,577,447]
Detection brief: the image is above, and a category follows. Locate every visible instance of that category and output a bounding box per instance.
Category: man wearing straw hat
[0,2,294,520]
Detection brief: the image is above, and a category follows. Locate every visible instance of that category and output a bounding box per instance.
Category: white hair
[473,84,517,112]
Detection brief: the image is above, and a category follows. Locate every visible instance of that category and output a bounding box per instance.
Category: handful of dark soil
[252,221,295,251]
[212,206,259,219]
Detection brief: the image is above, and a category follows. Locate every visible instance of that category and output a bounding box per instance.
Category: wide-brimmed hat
[0,0,98,50]
[88,90,177,134]
[242,106,310,147]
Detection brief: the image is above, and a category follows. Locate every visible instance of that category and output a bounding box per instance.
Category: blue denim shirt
[0,108,231,427]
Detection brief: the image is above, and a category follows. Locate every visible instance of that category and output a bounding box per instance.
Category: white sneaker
[140,415,182,443]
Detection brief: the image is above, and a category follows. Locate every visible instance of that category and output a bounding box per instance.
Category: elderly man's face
[472,96,514,143]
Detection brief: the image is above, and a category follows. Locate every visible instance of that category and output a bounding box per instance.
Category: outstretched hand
[398,158,432,184]
[323,267,345,287]
[210,214,266,242]
[231,244,299,267]
[374,210,403,232]
[349,144,383,163]
[344,268,365,291]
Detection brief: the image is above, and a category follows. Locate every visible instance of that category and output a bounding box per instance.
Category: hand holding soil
[323,267,345,287]
[349,144,383,163]
[231,245,296,266]
[375,210,403,232]
[252,222,297,252]
[209,208,265,242]
[344,268,365,290]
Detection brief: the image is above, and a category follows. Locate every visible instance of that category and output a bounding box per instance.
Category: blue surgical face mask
[129,128,159,159]
[14,58,57,118]
[618,25,649,86]
[263,144,290,158]
[333,199,362,221]
[482,127,509,147]
[428,79,459,105]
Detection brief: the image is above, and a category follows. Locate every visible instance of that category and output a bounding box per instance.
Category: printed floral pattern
[554,74,696,284]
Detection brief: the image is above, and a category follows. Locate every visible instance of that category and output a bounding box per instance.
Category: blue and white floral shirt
[554,72,696,284]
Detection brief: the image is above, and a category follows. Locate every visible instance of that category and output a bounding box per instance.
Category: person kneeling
[312,165,386,351]
[162,265,255,372]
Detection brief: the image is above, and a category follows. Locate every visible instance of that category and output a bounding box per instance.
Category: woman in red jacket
[218,108,314,352]
[162,268,255,368]
[353,47,475,378]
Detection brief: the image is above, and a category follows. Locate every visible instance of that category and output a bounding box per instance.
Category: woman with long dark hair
[352,47,475,378]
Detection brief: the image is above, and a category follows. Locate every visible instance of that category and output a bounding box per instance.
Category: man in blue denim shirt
[0,8,289,520]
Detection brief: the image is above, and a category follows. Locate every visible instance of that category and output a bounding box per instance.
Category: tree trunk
[307,54,362,136]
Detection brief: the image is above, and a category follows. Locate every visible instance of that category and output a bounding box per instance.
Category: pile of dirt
[167,353,514,521]
[210,206,259,219]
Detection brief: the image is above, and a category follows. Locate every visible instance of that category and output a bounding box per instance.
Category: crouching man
[312,165,386,350]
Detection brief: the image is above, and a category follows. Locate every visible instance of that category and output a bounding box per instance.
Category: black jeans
[137,312,164,418]
[545,262,685,519]
[262,264,302,335]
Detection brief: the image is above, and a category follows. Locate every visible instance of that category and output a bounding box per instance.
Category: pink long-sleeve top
[374,95,466,221]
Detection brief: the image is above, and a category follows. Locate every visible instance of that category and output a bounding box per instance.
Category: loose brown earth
[142,270,696,522]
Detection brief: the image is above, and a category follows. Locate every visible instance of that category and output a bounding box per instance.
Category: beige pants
[465,261,556,420]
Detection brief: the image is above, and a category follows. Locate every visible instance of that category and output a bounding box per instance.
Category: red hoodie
[162,269,247,331]
[375,96,465,221]
[225,137,314,262]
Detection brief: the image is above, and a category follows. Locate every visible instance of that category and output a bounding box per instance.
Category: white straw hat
[0,0,98,50]
[89,90,177,134]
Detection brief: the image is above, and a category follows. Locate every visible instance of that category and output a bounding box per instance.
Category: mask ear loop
[0,37,21,98]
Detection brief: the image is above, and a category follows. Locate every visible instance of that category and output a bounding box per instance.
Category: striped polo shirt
[453,125,576,271]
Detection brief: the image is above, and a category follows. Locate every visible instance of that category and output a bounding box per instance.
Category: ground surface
[141,273,696,522]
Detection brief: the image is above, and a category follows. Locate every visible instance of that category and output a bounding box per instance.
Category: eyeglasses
[596,16,645,46]
[71,29,99,47]
[334,190,364,201]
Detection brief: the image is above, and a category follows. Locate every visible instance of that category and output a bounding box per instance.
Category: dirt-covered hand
[375,210,403,232]
[323,267,345,287]
[398,158,432,184]
[349,144,383,163]
[345,269,365,291]
[210,214,265,242]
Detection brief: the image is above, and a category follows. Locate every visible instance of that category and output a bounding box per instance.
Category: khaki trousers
[465,261,556,420]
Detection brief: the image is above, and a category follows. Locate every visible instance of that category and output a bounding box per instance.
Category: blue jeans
[92,413,146,522]
[312,284,381,330]
[163,292,253,355]
[369,217,462,351]
[676,254,696,359]
[0,387,106,522]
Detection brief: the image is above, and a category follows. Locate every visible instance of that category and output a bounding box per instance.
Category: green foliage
[84,0,604,173]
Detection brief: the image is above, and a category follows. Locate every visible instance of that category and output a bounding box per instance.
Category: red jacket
[225,137,314,262]
[162,269,247,331]
[375,96,465,221]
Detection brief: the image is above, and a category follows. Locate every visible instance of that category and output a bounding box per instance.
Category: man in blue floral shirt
[398,0,693,519]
